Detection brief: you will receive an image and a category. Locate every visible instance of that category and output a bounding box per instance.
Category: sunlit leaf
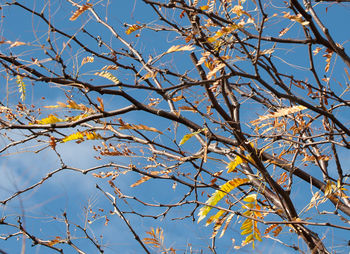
[16,75,26,102]
[166,45,195,53]
[120,123,163,134]
[95,71,120,84]
[198,178,249,222]
[62,131,102,143]
[81,56,94,66]
[206,209,225,226]
[243,194,257,203]
[251,105,307,125]
[179,128,206,145]
[69,3,92,21]
[125,24,142,35]
[35,114,65,125]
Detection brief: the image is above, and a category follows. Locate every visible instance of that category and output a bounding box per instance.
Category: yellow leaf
[62,131,84,143]
[166,45,195,53]
[142,71,157,80]
[198,178,249,222]
[85,131,102,140]
[179,128,206,145]
[16,75,26,102]
[227,156,243,173]
[125,24,142,35]
[254,231,262,241]
[241,227,253,235]
[243,194,257,203]
[208,24,240,43]
[206,209,225,226]
[36,114,64,125]
[200,5,209,10]
[61,131,102,143]
[243,233,254,244]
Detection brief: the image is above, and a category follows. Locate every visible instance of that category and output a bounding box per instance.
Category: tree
[0,0,349,253]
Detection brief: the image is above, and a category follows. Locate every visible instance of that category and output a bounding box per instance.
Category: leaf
[35,114,65,125]
[62,131,102,143]
[130,176,151,187]
[219,213,234,238]
[97,97,104,111]
[166,45,195,53]
[279,27,290,37]
[264,224,279,235]
[142,227,164,249]
[227,154,254,173]
[44,100,91,112]
[16,75,26,102]
[208,24,240,43]
[47,236,62,246]
[62,131,84,143]
[283,12,309,26]
[227,156,243,173]
[69,3,92,21]
[243,194,257,203]
[198,178,249,222]
[125,24,142,35]
[95,71,120,84]
[81,56,94,66]
[272,226,282,237]
[10,41,26,47]
[85,131,102,140]
[179,128,206,145]
[119,124,163,134]
[231,5,252,18]
[251,105,307,125]
[178,106,197,112]
[207,63,226,80]
[206,209,225,226]
[101,65,119,70]
[142,71,157,80]
[323,48,333,73]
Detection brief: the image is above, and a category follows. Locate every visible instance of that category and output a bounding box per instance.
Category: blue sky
[0,0,350,253]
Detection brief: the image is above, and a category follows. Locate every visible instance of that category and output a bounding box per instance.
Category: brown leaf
[69,3,92,21]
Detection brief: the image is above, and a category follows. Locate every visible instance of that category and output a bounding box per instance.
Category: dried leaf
[120,124,163,134]
[283,12,309,26]
[10,41,26,47]
[69,3,92,21]
[166,45,195,53]
[81,56,94,66]
[95,71,120,84]
[130,176,151,187]
[207,63,226,79]
[251,105,307,125]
